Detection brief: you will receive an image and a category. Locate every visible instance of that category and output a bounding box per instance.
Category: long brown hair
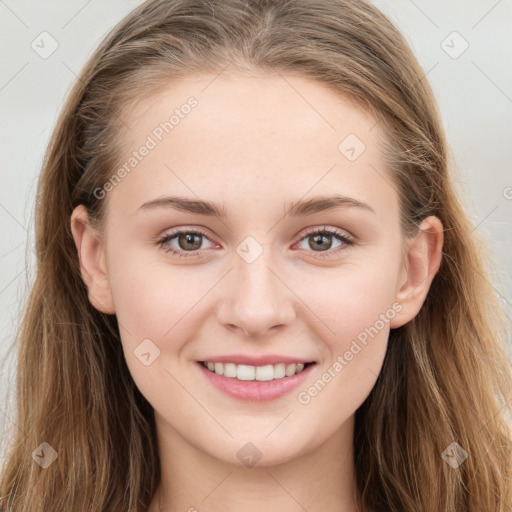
[1,0,511,510]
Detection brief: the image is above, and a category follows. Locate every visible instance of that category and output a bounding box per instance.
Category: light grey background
[1,0,512,460]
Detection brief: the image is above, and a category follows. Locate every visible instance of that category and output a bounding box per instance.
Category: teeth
[273,363,286,379]
[237,364,255,381]
[224,363,237,378]
[202,361,310,381]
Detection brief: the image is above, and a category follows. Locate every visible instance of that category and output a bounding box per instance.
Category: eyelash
[155,226,354,259]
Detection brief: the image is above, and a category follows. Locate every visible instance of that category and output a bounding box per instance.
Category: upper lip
[198,354,316,366]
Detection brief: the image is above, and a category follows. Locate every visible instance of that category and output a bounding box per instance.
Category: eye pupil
[309,234,332,251]
[179,233,202,250]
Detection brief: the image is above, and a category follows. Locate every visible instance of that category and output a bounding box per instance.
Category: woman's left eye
[156,226,354,259]
[294,227,354,257]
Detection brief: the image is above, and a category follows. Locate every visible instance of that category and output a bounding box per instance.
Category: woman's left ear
[390,215,444,329]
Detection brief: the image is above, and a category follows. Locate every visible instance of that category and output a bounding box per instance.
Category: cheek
[293,255,400,399]
[106,255,205,403]
[109,251,205,339]
[292,267,397,440]
[303,256,401,348]
[107,252,226,386]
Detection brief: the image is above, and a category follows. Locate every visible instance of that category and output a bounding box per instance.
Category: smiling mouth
[199,361,316,381]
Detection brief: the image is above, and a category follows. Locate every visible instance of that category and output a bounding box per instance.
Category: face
[72,71,440,467]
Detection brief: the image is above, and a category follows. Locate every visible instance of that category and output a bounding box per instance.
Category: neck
[150,414,359,512]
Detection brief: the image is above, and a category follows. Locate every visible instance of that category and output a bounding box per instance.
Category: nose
[216,252,296,338]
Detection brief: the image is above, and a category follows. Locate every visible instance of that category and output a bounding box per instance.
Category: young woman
[1,0,511,510]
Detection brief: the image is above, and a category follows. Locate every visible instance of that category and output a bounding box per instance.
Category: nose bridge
[218,237,295,336]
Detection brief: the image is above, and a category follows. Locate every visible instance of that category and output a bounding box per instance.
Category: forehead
[107,72,398,225]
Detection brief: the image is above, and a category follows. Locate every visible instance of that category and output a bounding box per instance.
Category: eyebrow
[136,194,375,217]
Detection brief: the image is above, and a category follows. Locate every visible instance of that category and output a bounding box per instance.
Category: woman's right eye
[156,229,215,258]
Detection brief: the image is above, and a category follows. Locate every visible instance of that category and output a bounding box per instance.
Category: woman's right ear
[70,205,116,314]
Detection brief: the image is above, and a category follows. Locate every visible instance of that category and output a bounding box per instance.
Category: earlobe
[70,205,116,314]
[389,216,444,329]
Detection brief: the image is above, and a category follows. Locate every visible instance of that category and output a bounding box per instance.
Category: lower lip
[196,362,316,402]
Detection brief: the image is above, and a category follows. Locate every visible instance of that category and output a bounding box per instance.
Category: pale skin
[70,71,443,512]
